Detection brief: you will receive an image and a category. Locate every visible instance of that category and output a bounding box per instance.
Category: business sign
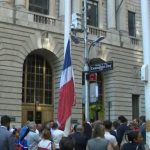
[90,61,113,72]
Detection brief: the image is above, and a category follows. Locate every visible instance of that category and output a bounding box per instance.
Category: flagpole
[141,0,150,145]
[63,0,71,136]
[64,0,71,55]
[83,0,90,122]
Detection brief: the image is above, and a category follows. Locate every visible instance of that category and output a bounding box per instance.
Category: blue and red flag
[57,39,76,130]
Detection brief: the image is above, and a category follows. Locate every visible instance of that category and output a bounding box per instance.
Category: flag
[57,39,75,131]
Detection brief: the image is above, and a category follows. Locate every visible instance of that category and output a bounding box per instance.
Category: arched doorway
[22,53,53,124]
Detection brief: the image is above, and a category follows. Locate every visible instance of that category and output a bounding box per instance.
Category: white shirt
[38,139,52,150]
[51,129,64,149]
[104,131,118,147]
[26,131,41,150]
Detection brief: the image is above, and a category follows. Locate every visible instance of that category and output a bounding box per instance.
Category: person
[130,119,139,132]
[83,122,92,141]
[26,121,41,150]
[136,131,150,150]
[51,122,64,150]
[59,137,74,150]
[86,121,113,150]
[139,116,146,144]
[117,115,130,146]
[70,123,78,134]
[18,121,30,150]
[69,124,87,150]
[0,115,16,150]
[38,128,55,150]
[110,120,119,139]
[103,120,119,150]
[121,130,138,150]
[36,123,44,137]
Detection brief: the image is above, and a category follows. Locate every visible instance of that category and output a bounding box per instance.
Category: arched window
[22,54,52,104]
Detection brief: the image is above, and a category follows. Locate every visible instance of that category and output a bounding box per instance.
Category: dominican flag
[57,39,76,131]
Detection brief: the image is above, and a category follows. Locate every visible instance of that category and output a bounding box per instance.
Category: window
[22,54,52,104]
[27,111,34,121]
[29,0,49,15]
[132,95,139,119]
[82,0,98,27]
[128,11,136,36]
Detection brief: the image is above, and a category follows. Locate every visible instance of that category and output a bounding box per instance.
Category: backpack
[18,126,30,150]
[19,126,30,141]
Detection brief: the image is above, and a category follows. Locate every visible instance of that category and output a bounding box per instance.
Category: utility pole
[83,0,90,122]
[141,0,150,146]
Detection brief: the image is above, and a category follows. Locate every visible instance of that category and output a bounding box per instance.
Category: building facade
[0,0,144,127]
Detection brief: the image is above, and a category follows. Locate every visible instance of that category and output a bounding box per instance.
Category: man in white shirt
[104,120,119,150]
[26,121,41,150]
[51,122,64,150]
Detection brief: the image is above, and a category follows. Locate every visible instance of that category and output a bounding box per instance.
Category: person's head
[103,120,112,131]
[52,122,58,130]
[93,122,105,138]
[60,137,74,150]
[92,120,103,128]
[125,130,138,143]
[70,124,78,133]
[76,124,83,133]
[1,115,11,130]
[139,116,145,124]
[37,123,43,133]
[42,128,51,140]
[28,121,36,131]
[133,118,139,125]
[112,120,119,130]
[49,120,54,128]
[118,115,127,123]
[136,131,144,144]
[128,131,136,142]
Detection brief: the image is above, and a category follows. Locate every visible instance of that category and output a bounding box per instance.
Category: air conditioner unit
[141,64,148,81]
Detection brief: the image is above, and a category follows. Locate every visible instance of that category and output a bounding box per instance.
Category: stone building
[0,0,144,127]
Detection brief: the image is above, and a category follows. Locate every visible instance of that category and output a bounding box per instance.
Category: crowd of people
[0,115,149,150]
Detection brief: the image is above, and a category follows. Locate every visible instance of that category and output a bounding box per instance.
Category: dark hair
[1,115,10,126]
[60,137,74,150]
[73,124,78,132]
[125,130,138,142]
[139,116,145,123]
[112,120,119,129]
[103,120,112,130]
[118,115,127,123]
[52,122,58,129]
[83,122,92,139]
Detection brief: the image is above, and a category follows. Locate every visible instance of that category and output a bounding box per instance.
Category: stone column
[116,0,127,32]
[15,0,25,9]
[50,0,56,17]
[59,0,65,17]
[107,0,116,29]
[98,1,104,28]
